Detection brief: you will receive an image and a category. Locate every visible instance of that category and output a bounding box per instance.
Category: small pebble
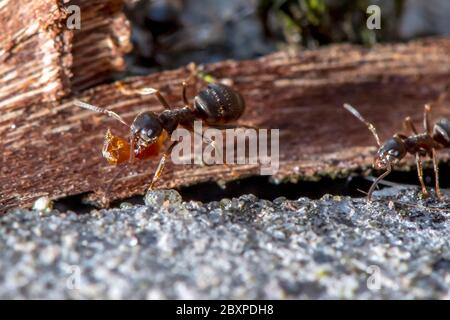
[32,196,53,213]
[120,202,133,209]
[144,189,183,207]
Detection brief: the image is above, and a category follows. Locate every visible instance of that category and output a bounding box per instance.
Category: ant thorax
[404,133,441,156]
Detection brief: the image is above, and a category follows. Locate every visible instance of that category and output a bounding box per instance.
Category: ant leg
[403,116,418,134]
[191,128,236,173]
[431,148,442,199]
[182,123,223,166]
[147,140,179,191]
[367,164,392,201]
[181,63,218,108]
[415,153,429,198]
[181,64,200,107]
[203,124,264,176]
[203,137,237,174]
[424,104,432,134]
[192,130,218,166]
[185,124,237,177]
[115,82,172,110]
[182,80,190,107]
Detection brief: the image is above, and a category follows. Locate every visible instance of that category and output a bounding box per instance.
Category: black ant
[343,92,450,201]
[74,65,251,201]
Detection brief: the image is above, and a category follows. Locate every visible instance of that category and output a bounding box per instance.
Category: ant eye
[140,129,155,141]
[388,149,399,157]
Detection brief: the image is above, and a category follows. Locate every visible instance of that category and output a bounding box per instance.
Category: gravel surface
[1,187,450,299]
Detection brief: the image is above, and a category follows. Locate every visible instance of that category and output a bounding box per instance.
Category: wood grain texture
[0,0,131,137]
[2,38,450,212]
[0,0,72,113]
[70,0,131,92]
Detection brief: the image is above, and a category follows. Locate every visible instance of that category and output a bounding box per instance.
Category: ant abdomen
[432,118,450,147]
[193,83,245,124]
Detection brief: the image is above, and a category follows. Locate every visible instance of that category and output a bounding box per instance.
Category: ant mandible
[74,64,249,196]
[343,92,449,201]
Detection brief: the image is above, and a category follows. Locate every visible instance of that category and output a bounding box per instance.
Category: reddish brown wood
[0,0,72,111]
[0,0,131,137]
[70,0,131,92]
[2,39,450,212]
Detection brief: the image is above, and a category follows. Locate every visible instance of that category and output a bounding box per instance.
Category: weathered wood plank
[2,39,450,211]
[0,0,131,136]
[70,0,131,92]
[0,0,72,110]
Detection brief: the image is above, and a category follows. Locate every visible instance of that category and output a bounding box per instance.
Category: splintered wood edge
[0,0,131,115]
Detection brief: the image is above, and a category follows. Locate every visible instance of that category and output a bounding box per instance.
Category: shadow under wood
[53,162,450,214]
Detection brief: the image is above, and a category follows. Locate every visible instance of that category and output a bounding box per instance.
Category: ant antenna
[367,163,392,201]
[343,103,381,147]
[357,188,369,196]
[74,100,130,127]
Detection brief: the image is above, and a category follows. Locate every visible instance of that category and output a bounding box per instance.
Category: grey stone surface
[1,187,450,299]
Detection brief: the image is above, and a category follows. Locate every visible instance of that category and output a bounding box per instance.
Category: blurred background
[123,0,450,75]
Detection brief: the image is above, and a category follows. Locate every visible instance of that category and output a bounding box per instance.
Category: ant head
[342,104,406,169]
[131,112,163,146]
[374,136,406,169]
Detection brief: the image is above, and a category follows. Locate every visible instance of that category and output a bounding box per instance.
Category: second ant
[343,90,449,201]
